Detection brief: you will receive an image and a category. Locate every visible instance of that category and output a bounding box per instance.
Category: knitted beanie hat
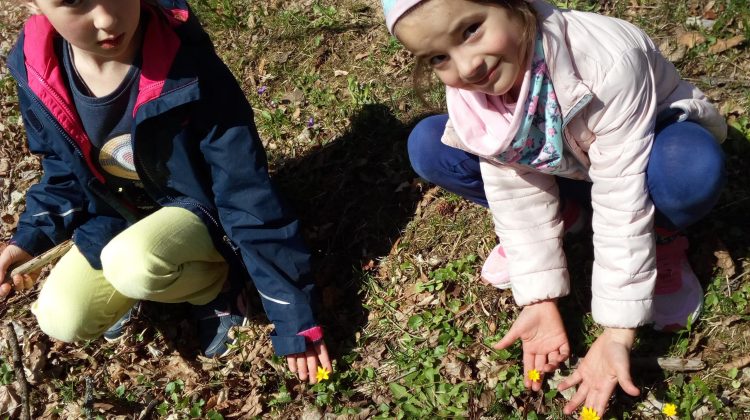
[382,0,425,34]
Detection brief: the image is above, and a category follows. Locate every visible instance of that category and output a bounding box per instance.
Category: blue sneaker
[103,303,139,342]
[191,289,248,358]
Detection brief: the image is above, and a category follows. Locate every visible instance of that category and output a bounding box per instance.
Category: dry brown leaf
[708,35,746,54]
[442,354,473,384]
[678,31,706,49]
[714,247,736,278]
[229,390,264,417]
[0,385,21,419]
[163,355,200,389]
[23,335,47,385]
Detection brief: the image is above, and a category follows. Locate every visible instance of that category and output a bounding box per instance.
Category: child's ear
[25,1,42,15]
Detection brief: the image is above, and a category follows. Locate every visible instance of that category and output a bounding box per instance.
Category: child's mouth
[476,64,499,86]
[98,34,124,50]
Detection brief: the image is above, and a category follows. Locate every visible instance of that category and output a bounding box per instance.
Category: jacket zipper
[8,64,86,161]
[135,153,242,258]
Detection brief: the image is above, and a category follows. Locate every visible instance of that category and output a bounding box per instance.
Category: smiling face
[394,0,531,99]
[27,0,142,64]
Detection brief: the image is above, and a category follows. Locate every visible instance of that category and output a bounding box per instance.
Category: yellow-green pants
[31,207,228,342]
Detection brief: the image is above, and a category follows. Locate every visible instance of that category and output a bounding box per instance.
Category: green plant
[0,359,14,385]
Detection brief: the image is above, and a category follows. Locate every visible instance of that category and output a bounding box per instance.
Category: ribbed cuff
[297,325,323,343]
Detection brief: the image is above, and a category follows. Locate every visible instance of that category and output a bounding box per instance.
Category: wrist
[604,327,637,345]
[524,298,558,309]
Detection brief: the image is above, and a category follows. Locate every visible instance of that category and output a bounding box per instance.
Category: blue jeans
[408,114,726,230]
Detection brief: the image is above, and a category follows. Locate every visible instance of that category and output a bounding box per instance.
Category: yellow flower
[315,366,330,382]
[580,406,600,420]
[528,369,541,382]
[662,403,678,417]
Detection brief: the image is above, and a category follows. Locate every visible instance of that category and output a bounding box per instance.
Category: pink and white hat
[382,0,425,34]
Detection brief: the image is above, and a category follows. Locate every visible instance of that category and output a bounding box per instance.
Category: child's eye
[60,0,83,6]
[429,55,448,66]
[463,23,481,40]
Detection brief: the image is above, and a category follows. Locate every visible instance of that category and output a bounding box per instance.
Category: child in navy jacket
[0,0,330,383]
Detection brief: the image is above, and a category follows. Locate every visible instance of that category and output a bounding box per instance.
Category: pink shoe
[480,200,587,289]
[652,236,703,331]
[481,244,512,289]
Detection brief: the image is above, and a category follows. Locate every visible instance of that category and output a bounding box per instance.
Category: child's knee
[101,239,160,297]
[408,114,449,180]
[32,298,100,343]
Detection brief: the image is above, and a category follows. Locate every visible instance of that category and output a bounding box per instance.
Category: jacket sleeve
[586,48,658,328]
[196,53,319,356]
[479,159,570,305]
[11,89,90,256]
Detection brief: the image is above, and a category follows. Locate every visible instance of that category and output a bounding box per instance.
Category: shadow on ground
[272,103,430,359]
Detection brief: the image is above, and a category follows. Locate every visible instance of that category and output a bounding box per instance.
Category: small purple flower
[257,86,267,95]
[307,117,314,128]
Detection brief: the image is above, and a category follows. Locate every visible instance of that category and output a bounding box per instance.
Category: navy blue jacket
[7,0,319,356]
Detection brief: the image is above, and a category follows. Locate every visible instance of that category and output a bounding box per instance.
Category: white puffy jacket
[441,0,727,327]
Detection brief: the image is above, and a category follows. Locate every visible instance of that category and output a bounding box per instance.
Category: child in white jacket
[383,0,726,416]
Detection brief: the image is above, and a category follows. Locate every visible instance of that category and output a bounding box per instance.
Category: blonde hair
[411,0,538,105]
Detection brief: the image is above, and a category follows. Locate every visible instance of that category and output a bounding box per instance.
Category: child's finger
[615,364,640,396]
[522,350,535,388]
[532,353,546,391]
[23,274,34,290]
[296,356,308,381]
[305,349,317,384]
[287,356,297,373]
[315,342,332,371]
[585,387,612,420]
[12,275,25,290]
[0,283,11,298]
[557,369,582,391]
[563,383,588,415]
[546,350,561,368]
[493,327,519,350]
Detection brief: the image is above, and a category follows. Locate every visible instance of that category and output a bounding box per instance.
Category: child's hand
[0,243,34,299]
[494,299,570,391]
[286,340,332,384]
[558,328,639,417]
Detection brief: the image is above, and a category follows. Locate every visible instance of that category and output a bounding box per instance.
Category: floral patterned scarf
[446,34,564,173]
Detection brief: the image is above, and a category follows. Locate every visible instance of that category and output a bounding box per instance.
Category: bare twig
[137,398,159,420]
[632,357,705,372]
[83,376,94,419]
[6,240,73,281]
[723,355,750,372]
[5,322,30,420]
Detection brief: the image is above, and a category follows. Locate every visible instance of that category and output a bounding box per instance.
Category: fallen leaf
[23,335,47,385]
[708,35,746,54]
[163,355,200,389]
[0,385,21,419]
[333,69,349,76]
[714,246,736,278]
[677,31,706,49]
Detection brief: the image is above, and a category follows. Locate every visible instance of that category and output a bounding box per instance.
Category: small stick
[632,357,705,372]
[137,399,159,420]
[722,355,750,371]
[5,322,31,420]
[5,240,73,281]
[83,376,94,419]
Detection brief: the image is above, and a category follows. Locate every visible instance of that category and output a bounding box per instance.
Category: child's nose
[457,55,486,84]
[92,5,118,31]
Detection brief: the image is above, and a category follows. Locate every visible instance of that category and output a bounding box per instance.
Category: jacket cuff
[511,268,570,306]
[10,230,54,257]
[270,333,308,356]
[297,325,324,343]
[591,295,653,328]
